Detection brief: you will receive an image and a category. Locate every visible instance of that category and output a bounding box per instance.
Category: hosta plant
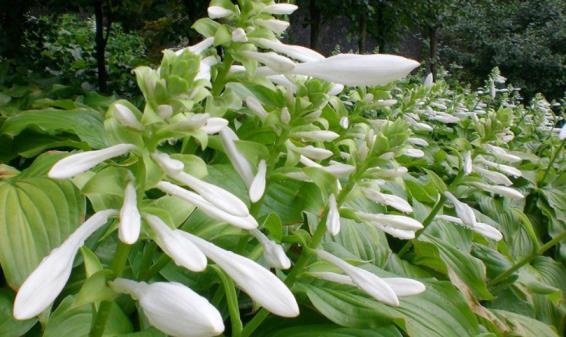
[0,1,564,337]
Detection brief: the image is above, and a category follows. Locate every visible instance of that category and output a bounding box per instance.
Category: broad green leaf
[492,310,560,337]
[0,289,36,337]
[269,324,402,337]
[1,108,107,148]
[0,177,85,288]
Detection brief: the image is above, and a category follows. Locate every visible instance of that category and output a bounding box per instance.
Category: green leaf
[43,296,132,337]
[0,289,36,337]
[0,177,85,288]
[1,108,107,149]
[269,324,402,337]
[492,310,560,337]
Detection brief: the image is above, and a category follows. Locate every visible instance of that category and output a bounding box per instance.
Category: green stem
[490,231,566,286]
[212,266,243,337]
[398,193,446,258]
[212,53,233,96]
[140,254,171,281]
[89,242,131,337]
[539,138,565,186]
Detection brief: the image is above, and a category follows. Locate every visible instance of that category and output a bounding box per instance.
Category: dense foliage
[0,1,565,337]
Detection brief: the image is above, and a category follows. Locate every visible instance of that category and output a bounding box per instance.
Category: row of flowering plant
[0,1,565,337]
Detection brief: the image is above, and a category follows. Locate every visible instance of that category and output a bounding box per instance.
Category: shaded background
[0,0,564,100]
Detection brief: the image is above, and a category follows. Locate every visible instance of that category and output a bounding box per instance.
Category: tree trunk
[428,27,437,80]
[94,0,109,93]
[0,0,31,58]
[309,0,321,50]
[358,13,367,53]
[375,2,386,53]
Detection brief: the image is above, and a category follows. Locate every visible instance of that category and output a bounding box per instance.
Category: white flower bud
[255,19,290,34]
[242,51,295,73]
[245,96,268,119]
[119,181,141,244]
[293,130,340,142]
[249,229,290,270]
[48,144,136,180]
[326,194,341,235]
[362,190,413,213]
[114,103,143,130]
[110,279,224,337]
[261,4,298,15]
[157,104,174,119]
[249,160,267,203]
[208,6,232,19]
[473,182,524,199]
[444,192,476,227]
[231,28,248,42]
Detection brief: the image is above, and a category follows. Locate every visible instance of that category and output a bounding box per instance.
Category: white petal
[357,212,422,231]
[145,214,207,272]
[48,144,136,179]
[436,214,464,225]
[249,160,267,203]
[382,278,426,297]
[402,148,425,158]
[171,171,249,217]
[295,145,333,160]
[408,137,429,147]
[362,190,413,213]
[110,279,224,337]
[293,130,339,142]
[157,104,174,119]
[231,28,248,42]
[376,99,397,107]
[280,107,291,124]
[242,51,295,73]
[219,128,255,187]
[291,54,419,87]
[463,151,473,175]
[119,182,141,244]
[473,182,524,199]
[559,124,566,140]
[252,38,324,63]
[250,229,290,270]
[114,103,143,130]
[176,37,214,55]
[316,250,399,306]
[202,118,229,134]
[444,192,476,227]
[255,19,290,34]
[424,73,433,88]
[328,83,344,96]
[473,222,503,241]
[326,194,341,235]
[309,271,354,285]
[245,96,268,119]
[208,6,232,19]
[484,144,521,163]
[473,166,513,186]
[157,181,257,229]
[14,210,117,319]
[151,151,185,175]
[339,116,349,129]
[184,233,299,317]
[476,157,522,177]
[261,4,298,15]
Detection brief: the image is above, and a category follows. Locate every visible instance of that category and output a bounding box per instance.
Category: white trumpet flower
[315,250,399,306]
[119,181,141,244]
[339,116,349,129]
[326,194,341,235]
[472,182,524,199]
[436,215,502,241]
[424,73,433,88]
[113,103,143,130]
[402,148,425,158]
[408,137,429,147]
[220,128,255,187]
[362,190,413,213]
[48,143,136,179]
[231,28,248,42]
[255,19,290,34]
[249,160,267,203]
[152,152,249,217]
[157,181,258,229]
[261,4,298,15]
[290,142,333,160]
[202,118,229,134]
[195,56,218,82]
[299,156,355,177]
[249,229,290,270]
[280,107,291,124]
[483,144,521,163]
[293,130,339,142]
[328,83,344,96]
[473,166,513,186]
[463,151,473,175]
[309,272,426,297]
[252,38,325,63]
[183,233,299,317]
[291,54,419,87]
[145,214,207,272]
[242,51,295,73]
[476,156,522,177]
[245,96,268,119]
[208,6,232,19]
[357,212,423,238]
[175,37,214,56]
[110,279,224,337]
[444,192,476,227]
[14,210,117,320]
